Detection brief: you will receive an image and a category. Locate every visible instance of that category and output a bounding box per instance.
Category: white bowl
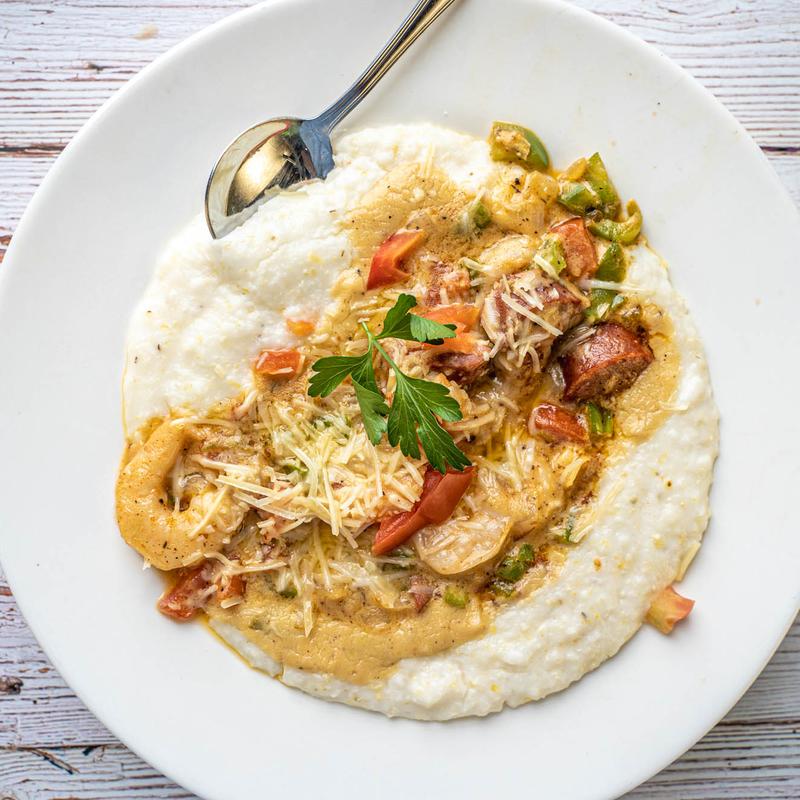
[1,1,798,798]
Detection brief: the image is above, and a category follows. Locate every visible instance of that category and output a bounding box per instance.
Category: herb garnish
[308,294,472,473]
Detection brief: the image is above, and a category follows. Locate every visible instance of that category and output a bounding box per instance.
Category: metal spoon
[205,0,459,239]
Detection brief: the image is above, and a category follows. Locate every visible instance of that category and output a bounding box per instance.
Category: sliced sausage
[551,217,598,279]
[481,269,584,370]
[430,341,491,387]
[408,575,434,612]
[529,403,588,444]
[560,322,654,401]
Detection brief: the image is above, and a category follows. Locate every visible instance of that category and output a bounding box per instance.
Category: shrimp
[116,419,247,570]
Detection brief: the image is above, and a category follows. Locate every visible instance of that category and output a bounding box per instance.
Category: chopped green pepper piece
[584,153,620,217]
[381,546,415,572]
[595,242,626,282]
[488,579,515,597]
[563,516,575,543]
[278,585,298,599]
[495,543,535,582]
[585,290,624,323]
[282,462,308,476]
[489,121,549,171]
[444,585,468,608]
[588,200,643,245]
[585,243,626,323]
[456,198,491,235]
[471,200,491,229]
[535,234,567,275]
[585,402,614,438]
[557,180,601,214]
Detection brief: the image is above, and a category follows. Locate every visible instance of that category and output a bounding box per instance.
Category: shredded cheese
[501,292,563,337]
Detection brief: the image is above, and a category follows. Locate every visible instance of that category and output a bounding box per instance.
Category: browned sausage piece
[551,217,598,279]
[430,344,491,388]
[529,403,588,444]
[481,270,584,371]
[560,322,654,401]
[409,574,434,613]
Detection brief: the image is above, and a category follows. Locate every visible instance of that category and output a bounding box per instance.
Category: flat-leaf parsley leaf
[308,294,471,472]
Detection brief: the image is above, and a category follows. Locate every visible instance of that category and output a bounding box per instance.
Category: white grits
[123,124,493,433]
[123,124,719,720]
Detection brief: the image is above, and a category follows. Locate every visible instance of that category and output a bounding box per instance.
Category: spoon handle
[315,0,460,132]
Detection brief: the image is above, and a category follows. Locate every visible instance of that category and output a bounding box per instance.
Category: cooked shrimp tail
[116,420,245,570]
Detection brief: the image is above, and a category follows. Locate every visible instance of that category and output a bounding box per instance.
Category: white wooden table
[1,1,798,797]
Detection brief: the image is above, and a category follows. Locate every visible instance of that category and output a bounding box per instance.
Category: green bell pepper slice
[489,121,549,171]
[585,243,626,322]
[444,585,468,608]
[535,233,567,275]
[585,153,620,217]
[557,180,601,214]
[588,200,643,245]
[585,402,614,438]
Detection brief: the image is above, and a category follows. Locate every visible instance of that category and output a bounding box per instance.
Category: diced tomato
[158,564,246,621]
[551,217,598,279]
[366,230,426,290]
[419,304,481,354]
[254,348,302,378]
[286,319,315,337]
[645,585,695,634]
[157,563,214,621]
[427,324,475,353]
[217,573,245,603]
[372,511,416,556]
[416,466,474,524]
[372,466,475,555]
[420,304,481,328]
[529,403,588,444]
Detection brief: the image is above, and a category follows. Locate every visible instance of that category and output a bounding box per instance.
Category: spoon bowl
[204,0,459,239]
[205,117,334,239]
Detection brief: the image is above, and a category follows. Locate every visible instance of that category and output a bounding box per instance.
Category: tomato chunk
[551,217,598,279]
[217,573,245,603]
[646,585,695,634]
[420,304,481,328]
[372,466,475,555]
[157,563,214,621]
[419,304,481,354]
[158,564,246,620]
[286,319,315,337]
[254,348,302,378]
[529,403,588,444]
[366,230,426,290]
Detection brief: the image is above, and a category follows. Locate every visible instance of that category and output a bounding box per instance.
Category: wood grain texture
[0,1,798,798]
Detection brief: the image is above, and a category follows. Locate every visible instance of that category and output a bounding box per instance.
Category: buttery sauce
[613,303,680,440]
[207,582,489,684]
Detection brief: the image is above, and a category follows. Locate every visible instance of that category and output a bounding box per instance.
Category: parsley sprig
[308,294,472,473]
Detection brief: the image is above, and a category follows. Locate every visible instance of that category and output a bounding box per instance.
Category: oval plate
[0,1,798,798]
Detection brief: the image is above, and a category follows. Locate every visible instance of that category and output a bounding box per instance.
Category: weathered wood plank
[0,0,798,151]
[4,720,794,800]
[0,745,195,798]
